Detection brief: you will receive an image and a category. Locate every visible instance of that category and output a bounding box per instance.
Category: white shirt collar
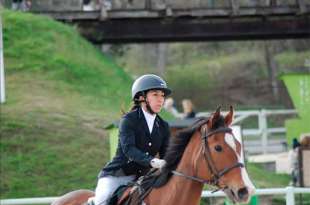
[141,107,156,133]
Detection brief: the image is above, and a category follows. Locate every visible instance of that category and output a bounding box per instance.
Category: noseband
[171,126,244,191]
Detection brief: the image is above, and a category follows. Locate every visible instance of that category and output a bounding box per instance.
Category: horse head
[194,106,255,203]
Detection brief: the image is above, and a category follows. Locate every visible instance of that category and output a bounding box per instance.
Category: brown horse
[52,106,255,205]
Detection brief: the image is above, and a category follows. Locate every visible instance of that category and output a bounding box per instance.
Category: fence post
[286,186,295,205]
[259,109,268,154]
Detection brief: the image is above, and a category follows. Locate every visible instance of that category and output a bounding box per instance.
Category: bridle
[171,125,244,191]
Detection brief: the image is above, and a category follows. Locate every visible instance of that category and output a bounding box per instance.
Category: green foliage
[275,51,310,69]
[165,48,267,109]
[118,40,310,111]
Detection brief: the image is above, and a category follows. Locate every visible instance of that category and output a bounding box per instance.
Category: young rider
[94,74,171,205]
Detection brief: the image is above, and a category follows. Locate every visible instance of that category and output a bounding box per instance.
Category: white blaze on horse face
[224,133,237,152]
[224,133,255,194]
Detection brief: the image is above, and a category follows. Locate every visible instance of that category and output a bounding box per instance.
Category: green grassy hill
[1,9,132,198]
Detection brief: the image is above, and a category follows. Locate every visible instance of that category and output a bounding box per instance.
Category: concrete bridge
[26,0,310,43]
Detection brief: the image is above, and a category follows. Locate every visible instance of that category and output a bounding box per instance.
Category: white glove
[150,158,167,169]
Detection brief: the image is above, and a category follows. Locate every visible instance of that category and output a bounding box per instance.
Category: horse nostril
[237,187,248,200]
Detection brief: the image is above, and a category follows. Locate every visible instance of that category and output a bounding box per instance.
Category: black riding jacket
[99,107,170,178]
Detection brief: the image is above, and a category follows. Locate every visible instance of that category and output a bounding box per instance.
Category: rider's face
[143,90,165,114]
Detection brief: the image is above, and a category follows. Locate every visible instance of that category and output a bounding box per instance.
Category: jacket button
[148,142,152,146]
[146,152,149,155]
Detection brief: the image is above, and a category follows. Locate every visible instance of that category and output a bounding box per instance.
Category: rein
[171,126,244,191]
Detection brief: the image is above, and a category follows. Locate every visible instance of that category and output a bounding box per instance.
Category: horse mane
[163,118,204,171]
[153,115,225,187]
[164,115,225,171]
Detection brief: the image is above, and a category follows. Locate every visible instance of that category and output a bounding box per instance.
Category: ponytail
[130,91,146,112]
[121,99,141,115]
[130,99,141,112]
[122,91,145,115]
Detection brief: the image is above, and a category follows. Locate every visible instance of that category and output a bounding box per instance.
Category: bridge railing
[197,109,297,154]
[25,0,310,15]
[1,187,309,205]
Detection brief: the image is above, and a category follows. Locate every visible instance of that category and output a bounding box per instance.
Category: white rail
[0,197,58,205]
[202,186,310,205]
[1,187,309,205]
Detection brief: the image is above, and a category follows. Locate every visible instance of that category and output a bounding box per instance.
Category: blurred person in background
[163,97,183,118]
[181,99,196,119]
[289,138,301,186]
[164,98,196,119]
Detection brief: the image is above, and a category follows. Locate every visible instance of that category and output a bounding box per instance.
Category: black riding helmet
[131,74,171,100]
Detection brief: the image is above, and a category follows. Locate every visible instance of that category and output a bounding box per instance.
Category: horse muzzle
[223,186,255,204]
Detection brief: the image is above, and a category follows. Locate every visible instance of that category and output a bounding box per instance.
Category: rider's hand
[150,158,167,169]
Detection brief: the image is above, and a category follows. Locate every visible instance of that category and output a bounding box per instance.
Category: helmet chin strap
[142,92,156,115]
[146,102,156,115]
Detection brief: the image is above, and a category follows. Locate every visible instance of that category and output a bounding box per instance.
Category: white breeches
[94,175,135,205]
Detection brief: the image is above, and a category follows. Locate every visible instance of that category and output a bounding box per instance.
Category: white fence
[1,187,309,205]
[197,109,297,154]
[202,187,310,205]
[0,197,58,205]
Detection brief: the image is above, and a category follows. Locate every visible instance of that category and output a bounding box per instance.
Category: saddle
[108,169,171,205]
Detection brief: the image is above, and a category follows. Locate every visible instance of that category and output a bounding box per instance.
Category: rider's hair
[122,91,144,115]
[130,99,141,112]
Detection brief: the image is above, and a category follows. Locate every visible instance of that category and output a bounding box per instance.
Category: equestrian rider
[94,74,171,205]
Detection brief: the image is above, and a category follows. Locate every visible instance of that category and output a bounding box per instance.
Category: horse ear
[207,106,221,129]
[214,106,221,119]
[224,105,234,126]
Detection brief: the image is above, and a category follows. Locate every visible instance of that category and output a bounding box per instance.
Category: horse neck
[179,131,205,166]
[148,132,209,205]
[173,131,206,203]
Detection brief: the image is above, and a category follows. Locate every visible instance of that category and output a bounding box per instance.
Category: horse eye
[214,145,223,152]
